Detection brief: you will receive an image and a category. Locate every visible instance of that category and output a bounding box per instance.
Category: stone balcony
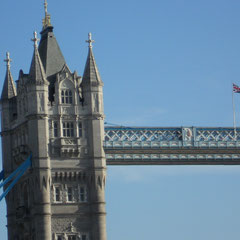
[50,138,87,157]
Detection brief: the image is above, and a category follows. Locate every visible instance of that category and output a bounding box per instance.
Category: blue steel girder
[104,127,240,165]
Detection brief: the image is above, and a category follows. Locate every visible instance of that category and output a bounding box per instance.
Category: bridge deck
[104,127,240,165]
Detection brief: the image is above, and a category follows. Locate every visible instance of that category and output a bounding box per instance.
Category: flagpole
[232,84,237,140]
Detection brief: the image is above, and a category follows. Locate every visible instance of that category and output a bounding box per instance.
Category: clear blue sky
[1,0,240,239]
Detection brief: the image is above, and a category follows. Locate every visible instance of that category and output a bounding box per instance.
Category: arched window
[61,90,73,104]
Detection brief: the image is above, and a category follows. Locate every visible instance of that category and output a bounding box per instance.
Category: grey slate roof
[82,47,102,85]
[29,44,48,85]
[1,67,17,99]
[38,27,66,79]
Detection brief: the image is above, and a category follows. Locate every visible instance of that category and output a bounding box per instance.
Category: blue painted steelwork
[104,127,240,165]
[104,127,240,148]
[0,155,32,202]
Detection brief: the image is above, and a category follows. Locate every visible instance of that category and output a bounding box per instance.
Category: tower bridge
[0,1,239,240]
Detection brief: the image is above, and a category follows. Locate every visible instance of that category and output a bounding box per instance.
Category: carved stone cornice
[26,114,48,120]
[85,113,105,120]
[52,171,88,182]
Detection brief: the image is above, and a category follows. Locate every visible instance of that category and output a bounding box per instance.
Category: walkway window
[61,90,73,104]
[62,122,74,137]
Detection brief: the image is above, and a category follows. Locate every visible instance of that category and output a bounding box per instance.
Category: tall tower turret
[82,33,106,240]
[26,31,52,239]
[1,2,107,240]
[1,51,17,180]
[1,53,16,101]
[0,53,17,240]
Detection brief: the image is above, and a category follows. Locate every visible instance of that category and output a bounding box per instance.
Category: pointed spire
[1,52,17,100]
[29,31,48,85]
[82,33,103,86]
[39,5,66,78]
[42,0,51,30]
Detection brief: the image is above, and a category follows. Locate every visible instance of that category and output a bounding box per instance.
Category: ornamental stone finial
[86,32,95,48]
[44,0,48,15]
[31,31,40,48]
[42,0,51,29]
[4,52,12,69]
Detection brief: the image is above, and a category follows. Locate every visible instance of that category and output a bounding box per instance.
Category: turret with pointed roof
[82,33,103,86]
[82,33,107,240]
[38,26,66,79]
[29,31,48,86]
[1,52,16,100]
[38,2,66,80]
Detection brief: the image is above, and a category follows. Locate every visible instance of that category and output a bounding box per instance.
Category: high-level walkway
[104,127,240,165]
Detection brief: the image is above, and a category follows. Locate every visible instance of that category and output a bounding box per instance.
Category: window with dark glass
[61,90,73,104]
[79,187,86,202]
[54,122,58,137]
[55,187,61,202]
[67,187,73,202]
[62,122,74,137]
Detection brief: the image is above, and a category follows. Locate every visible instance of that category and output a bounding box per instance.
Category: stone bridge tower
[0,3,106,240]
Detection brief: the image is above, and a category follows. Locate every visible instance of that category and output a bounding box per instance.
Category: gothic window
[67,186,74,202]
[53,184,87,203]
[62,122,74,137]
[54,121,58,137]
[54,186,62,203]
[78,122,83,137]
[55,187,61,202]
[79,186,87,202]
[61,90,73,104]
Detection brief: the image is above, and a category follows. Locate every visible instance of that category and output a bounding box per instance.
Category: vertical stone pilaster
[90,170,107,240]
[33,169,52,239]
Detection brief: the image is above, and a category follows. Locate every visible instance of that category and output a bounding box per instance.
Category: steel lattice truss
[104,127,240,165]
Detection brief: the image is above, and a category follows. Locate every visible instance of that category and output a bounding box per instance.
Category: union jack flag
[233,83,240,93]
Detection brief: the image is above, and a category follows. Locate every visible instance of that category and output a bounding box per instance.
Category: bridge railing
[104,127,240,148]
